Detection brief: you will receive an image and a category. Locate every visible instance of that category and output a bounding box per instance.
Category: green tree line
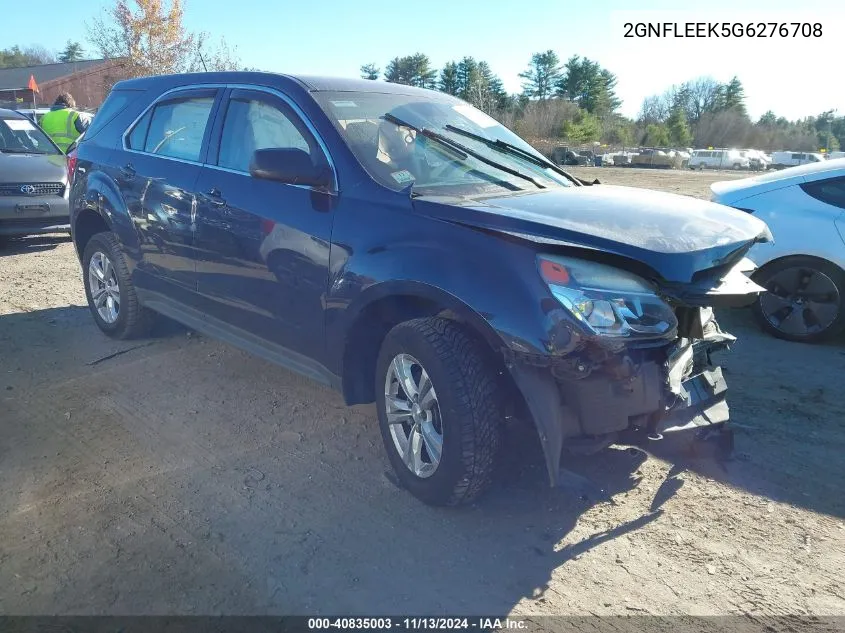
[362,51,842,152]
[0,41,86,68]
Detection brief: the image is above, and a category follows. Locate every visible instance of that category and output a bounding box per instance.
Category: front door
[192,88,336,360]
[118,88,221,302]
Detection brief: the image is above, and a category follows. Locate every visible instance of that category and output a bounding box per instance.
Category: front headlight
[538,254,678,338]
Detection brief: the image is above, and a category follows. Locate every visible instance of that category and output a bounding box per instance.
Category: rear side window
[127,109,152,150]
[801,177,845,209]
[83,89,142,140]
[126,94,215,162]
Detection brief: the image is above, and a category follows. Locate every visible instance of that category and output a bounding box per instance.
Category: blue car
[70,72,772,506]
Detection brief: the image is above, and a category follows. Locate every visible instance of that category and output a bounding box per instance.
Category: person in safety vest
[40,92,91,153]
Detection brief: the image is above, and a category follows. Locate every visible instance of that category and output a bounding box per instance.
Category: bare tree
[638,94,670,124]
[21,45,57,65]
[514,99,579,140]
[195,35,242,71]
[686,76,723,123]
[87,0,239,77]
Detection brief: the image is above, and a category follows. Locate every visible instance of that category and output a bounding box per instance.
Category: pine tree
[439,62,459,95]
[360,63,379,80]
[666,105,693,146]
[518,50,561,100]
[722,76,746,115]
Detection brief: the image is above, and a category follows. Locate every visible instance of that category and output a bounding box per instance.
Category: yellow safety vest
[40,108,80,153]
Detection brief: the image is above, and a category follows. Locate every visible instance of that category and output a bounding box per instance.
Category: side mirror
[249,148,332,189]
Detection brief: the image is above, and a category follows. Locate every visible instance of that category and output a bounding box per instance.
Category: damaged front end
[507,254,765,489]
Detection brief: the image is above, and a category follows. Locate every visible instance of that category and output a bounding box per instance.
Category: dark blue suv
[70,72,772,506]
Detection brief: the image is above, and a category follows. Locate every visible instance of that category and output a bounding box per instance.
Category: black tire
[82,231,155,339]
[751,256,845,343]
[375,317,503,506]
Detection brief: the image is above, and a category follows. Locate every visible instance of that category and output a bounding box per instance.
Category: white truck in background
[770,151,825,170]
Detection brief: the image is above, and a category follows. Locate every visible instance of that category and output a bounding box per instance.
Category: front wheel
[375,318,503,506]
[751,256,845,343]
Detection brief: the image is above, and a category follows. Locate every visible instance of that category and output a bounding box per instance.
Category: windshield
[0,116,59,154]
[312,91,573,196]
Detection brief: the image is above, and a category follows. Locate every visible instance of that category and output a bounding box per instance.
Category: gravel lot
[1,167,843,622]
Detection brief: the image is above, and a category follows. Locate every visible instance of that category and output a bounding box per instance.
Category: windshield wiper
[383,113,546,190]
[444,124,582,186]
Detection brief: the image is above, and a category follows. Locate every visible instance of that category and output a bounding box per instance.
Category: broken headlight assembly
[538,254,678,338]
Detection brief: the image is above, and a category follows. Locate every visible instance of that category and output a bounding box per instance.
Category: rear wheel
[752,256,845,343]
[82,232,155,339]
[375,317,503,506]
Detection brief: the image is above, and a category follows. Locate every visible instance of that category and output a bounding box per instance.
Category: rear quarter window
[800,177,845,209]
[82,89,143,140]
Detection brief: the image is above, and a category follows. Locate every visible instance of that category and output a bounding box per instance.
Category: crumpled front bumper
[507,308,737,488]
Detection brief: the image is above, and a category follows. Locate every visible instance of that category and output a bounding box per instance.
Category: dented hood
[414,184,772,283]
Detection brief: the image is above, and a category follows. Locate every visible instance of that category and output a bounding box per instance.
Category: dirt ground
[1,167,844,623]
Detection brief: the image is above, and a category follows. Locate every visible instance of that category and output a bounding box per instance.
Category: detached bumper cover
[658,366,729,435]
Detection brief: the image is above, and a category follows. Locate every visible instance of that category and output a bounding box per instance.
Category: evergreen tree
[360,63,379,80]
[722,76,746,115]
[384,53,437,89]
[666,105,693,146]
[59,41,84,63]
[518,50,561,100]
[439,61,459,95]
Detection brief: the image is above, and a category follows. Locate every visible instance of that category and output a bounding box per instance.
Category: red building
[0,58,128,111]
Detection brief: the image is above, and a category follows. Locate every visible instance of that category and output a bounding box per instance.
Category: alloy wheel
[384,353,443,478]
[88,251,121,324]
[759,266,840,337]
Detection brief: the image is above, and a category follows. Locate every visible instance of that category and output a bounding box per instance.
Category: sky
[7,0,844,121]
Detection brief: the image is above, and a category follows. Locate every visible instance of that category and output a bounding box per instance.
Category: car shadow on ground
[0,233,72,256]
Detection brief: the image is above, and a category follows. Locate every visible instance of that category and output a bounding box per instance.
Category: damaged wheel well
[341,295,530,424]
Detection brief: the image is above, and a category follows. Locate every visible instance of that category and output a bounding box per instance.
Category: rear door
[118,87,221,302]
[192,88,336,359]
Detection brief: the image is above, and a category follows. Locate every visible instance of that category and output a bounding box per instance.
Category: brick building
[0,58,128,111]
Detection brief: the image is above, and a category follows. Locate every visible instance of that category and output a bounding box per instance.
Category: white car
[689,149,750,170]
[710,158,845,342]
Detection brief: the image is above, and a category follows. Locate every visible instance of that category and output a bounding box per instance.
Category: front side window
[218,97,312,173]
[0,116,60,155]
[135,95,215,162]
[312,90,575,196]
